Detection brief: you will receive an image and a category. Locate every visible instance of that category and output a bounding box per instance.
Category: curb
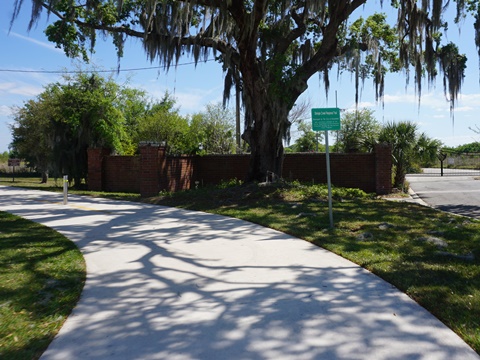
[408,187,431,207]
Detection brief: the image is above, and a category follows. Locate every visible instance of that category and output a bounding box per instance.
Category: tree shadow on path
[0,186,477,360]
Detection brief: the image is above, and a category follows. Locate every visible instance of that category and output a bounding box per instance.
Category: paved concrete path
[1,186,478,360]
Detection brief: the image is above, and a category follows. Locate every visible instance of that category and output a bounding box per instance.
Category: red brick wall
[193,155,250,185]
[375,143,393,194]
[88,144,392,195]
[283,153,376,191]
[164,157,194,192]
[87,148,110,191]
[139,145,163,197]
[104,155,140,193]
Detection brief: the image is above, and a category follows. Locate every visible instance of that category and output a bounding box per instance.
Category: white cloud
[0,80,43,97]
[0,68,61,101]
[138,78,223,114]
[381,91,456,114]
[10,85,42,97]
[458,92,480,101]
[420,94,450,108]
[383,93,417,104]
[0,105,12,116]
[342,101,376,111]
[9,31,63,54]
[455,106,475,112]
[174,87,223,113]
[439,134,480,147]
[0,83,16,92]
[457,93,480,107]
[383,91,480,114]
[173,91,205,111]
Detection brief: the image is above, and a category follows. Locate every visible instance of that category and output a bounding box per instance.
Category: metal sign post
[312,108,341,229]
[63,175,68,205]
[8,159,21,183]
[324,130,334,228]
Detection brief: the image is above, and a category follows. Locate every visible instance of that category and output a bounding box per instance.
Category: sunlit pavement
[407,174,480,219]
[1,186,478,360]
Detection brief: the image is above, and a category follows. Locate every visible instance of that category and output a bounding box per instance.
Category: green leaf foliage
[336,108,381,153]
[136,92,192,155]
[10,72,140,187]
[291,120,323,153]
[378,121,442,189]
[11,0,479,182]
[189,103,236,155]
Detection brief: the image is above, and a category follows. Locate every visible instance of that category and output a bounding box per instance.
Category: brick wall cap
[139,141,165,147]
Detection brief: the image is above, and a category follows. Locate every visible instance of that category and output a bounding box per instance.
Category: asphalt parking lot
[407,174,480,219]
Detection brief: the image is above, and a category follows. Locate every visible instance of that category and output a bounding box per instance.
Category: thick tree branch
[38,1,145,37]
[253,0,268,28]
[227,0,246,29]
[39,0,241,67]
[281,0,367,102]
[274,6,307,56]
[297,0,367,82]
[239,0,267,56]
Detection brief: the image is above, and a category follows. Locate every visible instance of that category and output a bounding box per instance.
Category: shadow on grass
[0,212,86,360]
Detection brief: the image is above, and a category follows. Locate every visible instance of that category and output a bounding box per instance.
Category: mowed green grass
[0,211,86,360]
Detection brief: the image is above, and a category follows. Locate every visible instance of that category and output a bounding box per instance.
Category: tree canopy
[136,93,192,154]
[10,73,240,185]
[11,0,480,181]
[445,141,480,153]
[336,108,381,153]
[10,72,137,186]
[190,103,236,154]
[290,120,323,153]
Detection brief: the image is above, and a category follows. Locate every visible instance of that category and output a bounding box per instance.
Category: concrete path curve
[0,186,478,360]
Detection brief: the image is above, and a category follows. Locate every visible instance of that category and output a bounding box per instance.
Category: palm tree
[379,121,418,189]
[416,133,443,167]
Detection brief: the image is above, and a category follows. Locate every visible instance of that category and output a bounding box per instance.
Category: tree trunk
[242,104,289,183]
[40,171,48,184]
[238,44,301,183]
[244,114,283,182]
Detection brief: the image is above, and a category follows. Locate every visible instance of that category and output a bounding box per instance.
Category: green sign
[311,108,341,131]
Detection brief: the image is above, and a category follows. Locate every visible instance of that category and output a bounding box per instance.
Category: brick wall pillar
[158,147,168,192]
[375,143,392,195]
[87,148,110,191]
[140,143,165,197]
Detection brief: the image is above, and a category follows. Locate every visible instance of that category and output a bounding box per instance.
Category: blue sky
[2,2,480,154]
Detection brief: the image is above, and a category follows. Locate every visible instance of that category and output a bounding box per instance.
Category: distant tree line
[9,72,236,188]
[443,142,480,153]
[0,152,9,164]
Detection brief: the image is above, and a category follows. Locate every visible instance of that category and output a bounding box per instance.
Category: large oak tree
[12,0,478,181]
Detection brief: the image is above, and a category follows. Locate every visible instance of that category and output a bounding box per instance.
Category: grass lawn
[0,211,86,360]
[1,176,479,354]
